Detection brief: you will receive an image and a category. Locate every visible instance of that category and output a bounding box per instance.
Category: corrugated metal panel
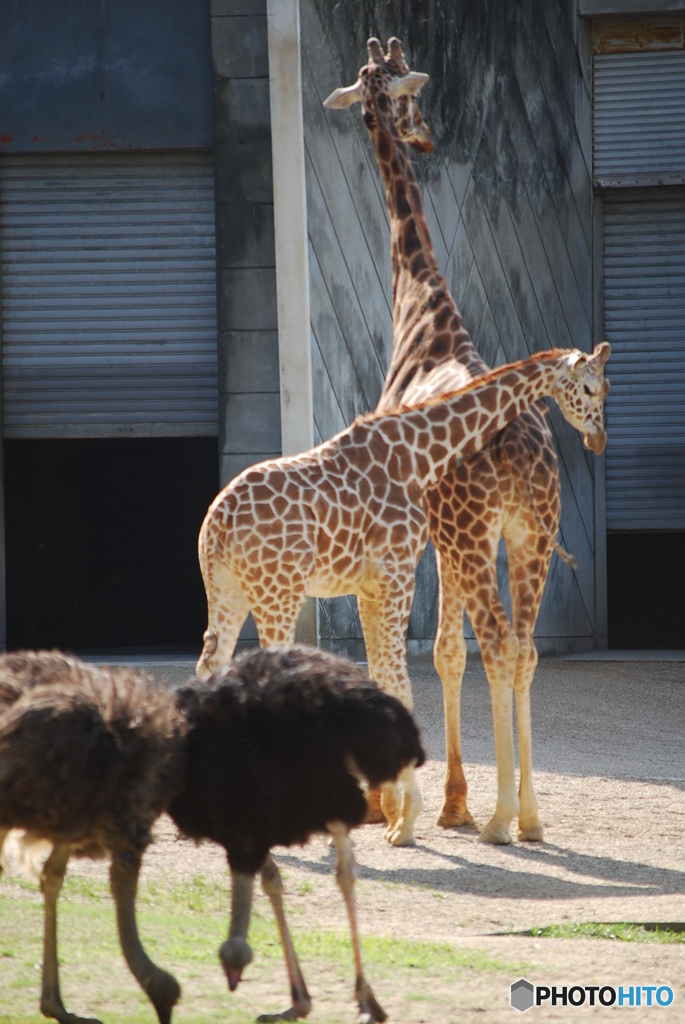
[0,153,218,438]
[593,50,685,186]
[604,193,685,530]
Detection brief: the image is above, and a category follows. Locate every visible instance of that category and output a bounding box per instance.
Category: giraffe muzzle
[584,427,607,455]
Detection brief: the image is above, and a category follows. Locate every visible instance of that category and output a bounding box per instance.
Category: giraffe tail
[553,540,578,570]
[505,439,579,571]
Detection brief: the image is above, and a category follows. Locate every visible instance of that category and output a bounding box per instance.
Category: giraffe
[325,38,610,843]
[197,346,609,846]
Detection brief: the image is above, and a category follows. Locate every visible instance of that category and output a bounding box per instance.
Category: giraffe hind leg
[196,564,250,680]
[433,556,474,829]
[357,586,421,846]
[506,525,555,843]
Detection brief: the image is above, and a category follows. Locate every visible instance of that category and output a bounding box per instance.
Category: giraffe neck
[363,75,486,408]
[357,350,568,491]
[364,79,443,309]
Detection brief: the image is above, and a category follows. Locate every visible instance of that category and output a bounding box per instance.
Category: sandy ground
[139,654,685,1020]
[3,651,684,1022]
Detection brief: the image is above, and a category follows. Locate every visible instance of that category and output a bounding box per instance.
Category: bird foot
[256,994,312,1022]
[39,997,103,1024]
[356,977,387,1023]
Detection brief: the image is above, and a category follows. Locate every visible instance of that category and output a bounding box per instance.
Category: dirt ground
[7,652,685,1022]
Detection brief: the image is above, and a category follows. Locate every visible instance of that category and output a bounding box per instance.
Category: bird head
[219,936,253,991]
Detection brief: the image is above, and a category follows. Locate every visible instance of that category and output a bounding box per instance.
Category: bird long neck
[363,351,567,492]
[363,78,486,411]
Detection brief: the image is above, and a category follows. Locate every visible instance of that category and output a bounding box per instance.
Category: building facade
[0,0,682,653]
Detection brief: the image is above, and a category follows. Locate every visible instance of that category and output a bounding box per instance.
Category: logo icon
[511,978,535,1013]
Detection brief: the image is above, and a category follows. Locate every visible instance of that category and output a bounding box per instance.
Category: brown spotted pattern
[328,38,611,845]
[197,344,609,844]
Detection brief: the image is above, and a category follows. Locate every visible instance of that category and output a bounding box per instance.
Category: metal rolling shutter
[603,194,685,530]
[0,152,218,438]
[593,50,685,188]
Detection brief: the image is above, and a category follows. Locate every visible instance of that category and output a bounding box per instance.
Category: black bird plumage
[0,645,424,1024]
[0,650,186,1024]
[171,644,425,873]
[169,644,425,1023]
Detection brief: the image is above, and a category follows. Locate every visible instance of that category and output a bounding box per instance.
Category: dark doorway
[4,437,219,653]
[607,532,685,649]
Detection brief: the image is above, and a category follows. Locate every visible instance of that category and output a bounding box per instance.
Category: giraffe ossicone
[197,347,609,847]
[325,36,611,846]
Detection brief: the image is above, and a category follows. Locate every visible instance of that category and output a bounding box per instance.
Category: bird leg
[257,855,312,1022]
[219,869,255,991]
[110,848,181,1024]
[38,843,101,1024]
[327,823,387,1024]
[0,827,9,874]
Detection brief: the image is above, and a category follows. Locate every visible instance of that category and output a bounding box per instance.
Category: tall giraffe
[197,347,609,846]
[325,38,610,844]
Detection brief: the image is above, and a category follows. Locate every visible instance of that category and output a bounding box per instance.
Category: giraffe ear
[592,341,611,367]
[566,349,588,374]
[388,71,429,98]
[324,81,363,108]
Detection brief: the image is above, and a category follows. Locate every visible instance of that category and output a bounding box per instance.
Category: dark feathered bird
[0,650,186,1024]
[169,644,426,1023]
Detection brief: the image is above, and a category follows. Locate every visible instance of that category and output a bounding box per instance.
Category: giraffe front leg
[467,593,520,846]
[512,627,544,842]
[433,561,474,828]
[383,765,423,847]
[358,599,388,825]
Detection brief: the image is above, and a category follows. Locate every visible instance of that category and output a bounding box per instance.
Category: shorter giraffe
[197,345,609,846]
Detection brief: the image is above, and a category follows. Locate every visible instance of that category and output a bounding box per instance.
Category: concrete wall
[0,0,606,654]
[301,0,600,654]
[211,0,282,487]
[0,0,213,151]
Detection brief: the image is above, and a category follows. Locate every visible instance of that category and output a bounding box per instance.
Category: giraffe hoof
[385,821,416,847]
[364,789,387,825]
[518,822,544,843]
[363,806,387,825]
[436,807,475,829]
[478,822,512,845]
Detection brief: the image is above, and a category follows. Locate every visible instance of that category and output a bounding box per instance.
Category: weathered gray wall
[212,0,281,488]
[0,0,213,151]
[302,0,599,654]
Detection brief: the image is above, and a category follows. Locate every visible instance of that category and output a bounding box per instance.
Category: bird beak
[224,965,243,992]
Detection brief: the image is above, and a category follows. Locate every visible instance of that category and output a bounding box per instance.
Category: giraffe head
[553,342,611,454]
[324,36,433,153]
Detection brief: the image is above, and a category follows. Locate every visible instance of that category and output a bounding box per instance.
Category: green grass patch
[528,922,685,944]
[0,871,528,1023]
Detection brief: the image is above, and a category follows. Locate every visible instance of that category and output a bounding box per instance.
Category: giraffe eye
[583,385,592,396]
